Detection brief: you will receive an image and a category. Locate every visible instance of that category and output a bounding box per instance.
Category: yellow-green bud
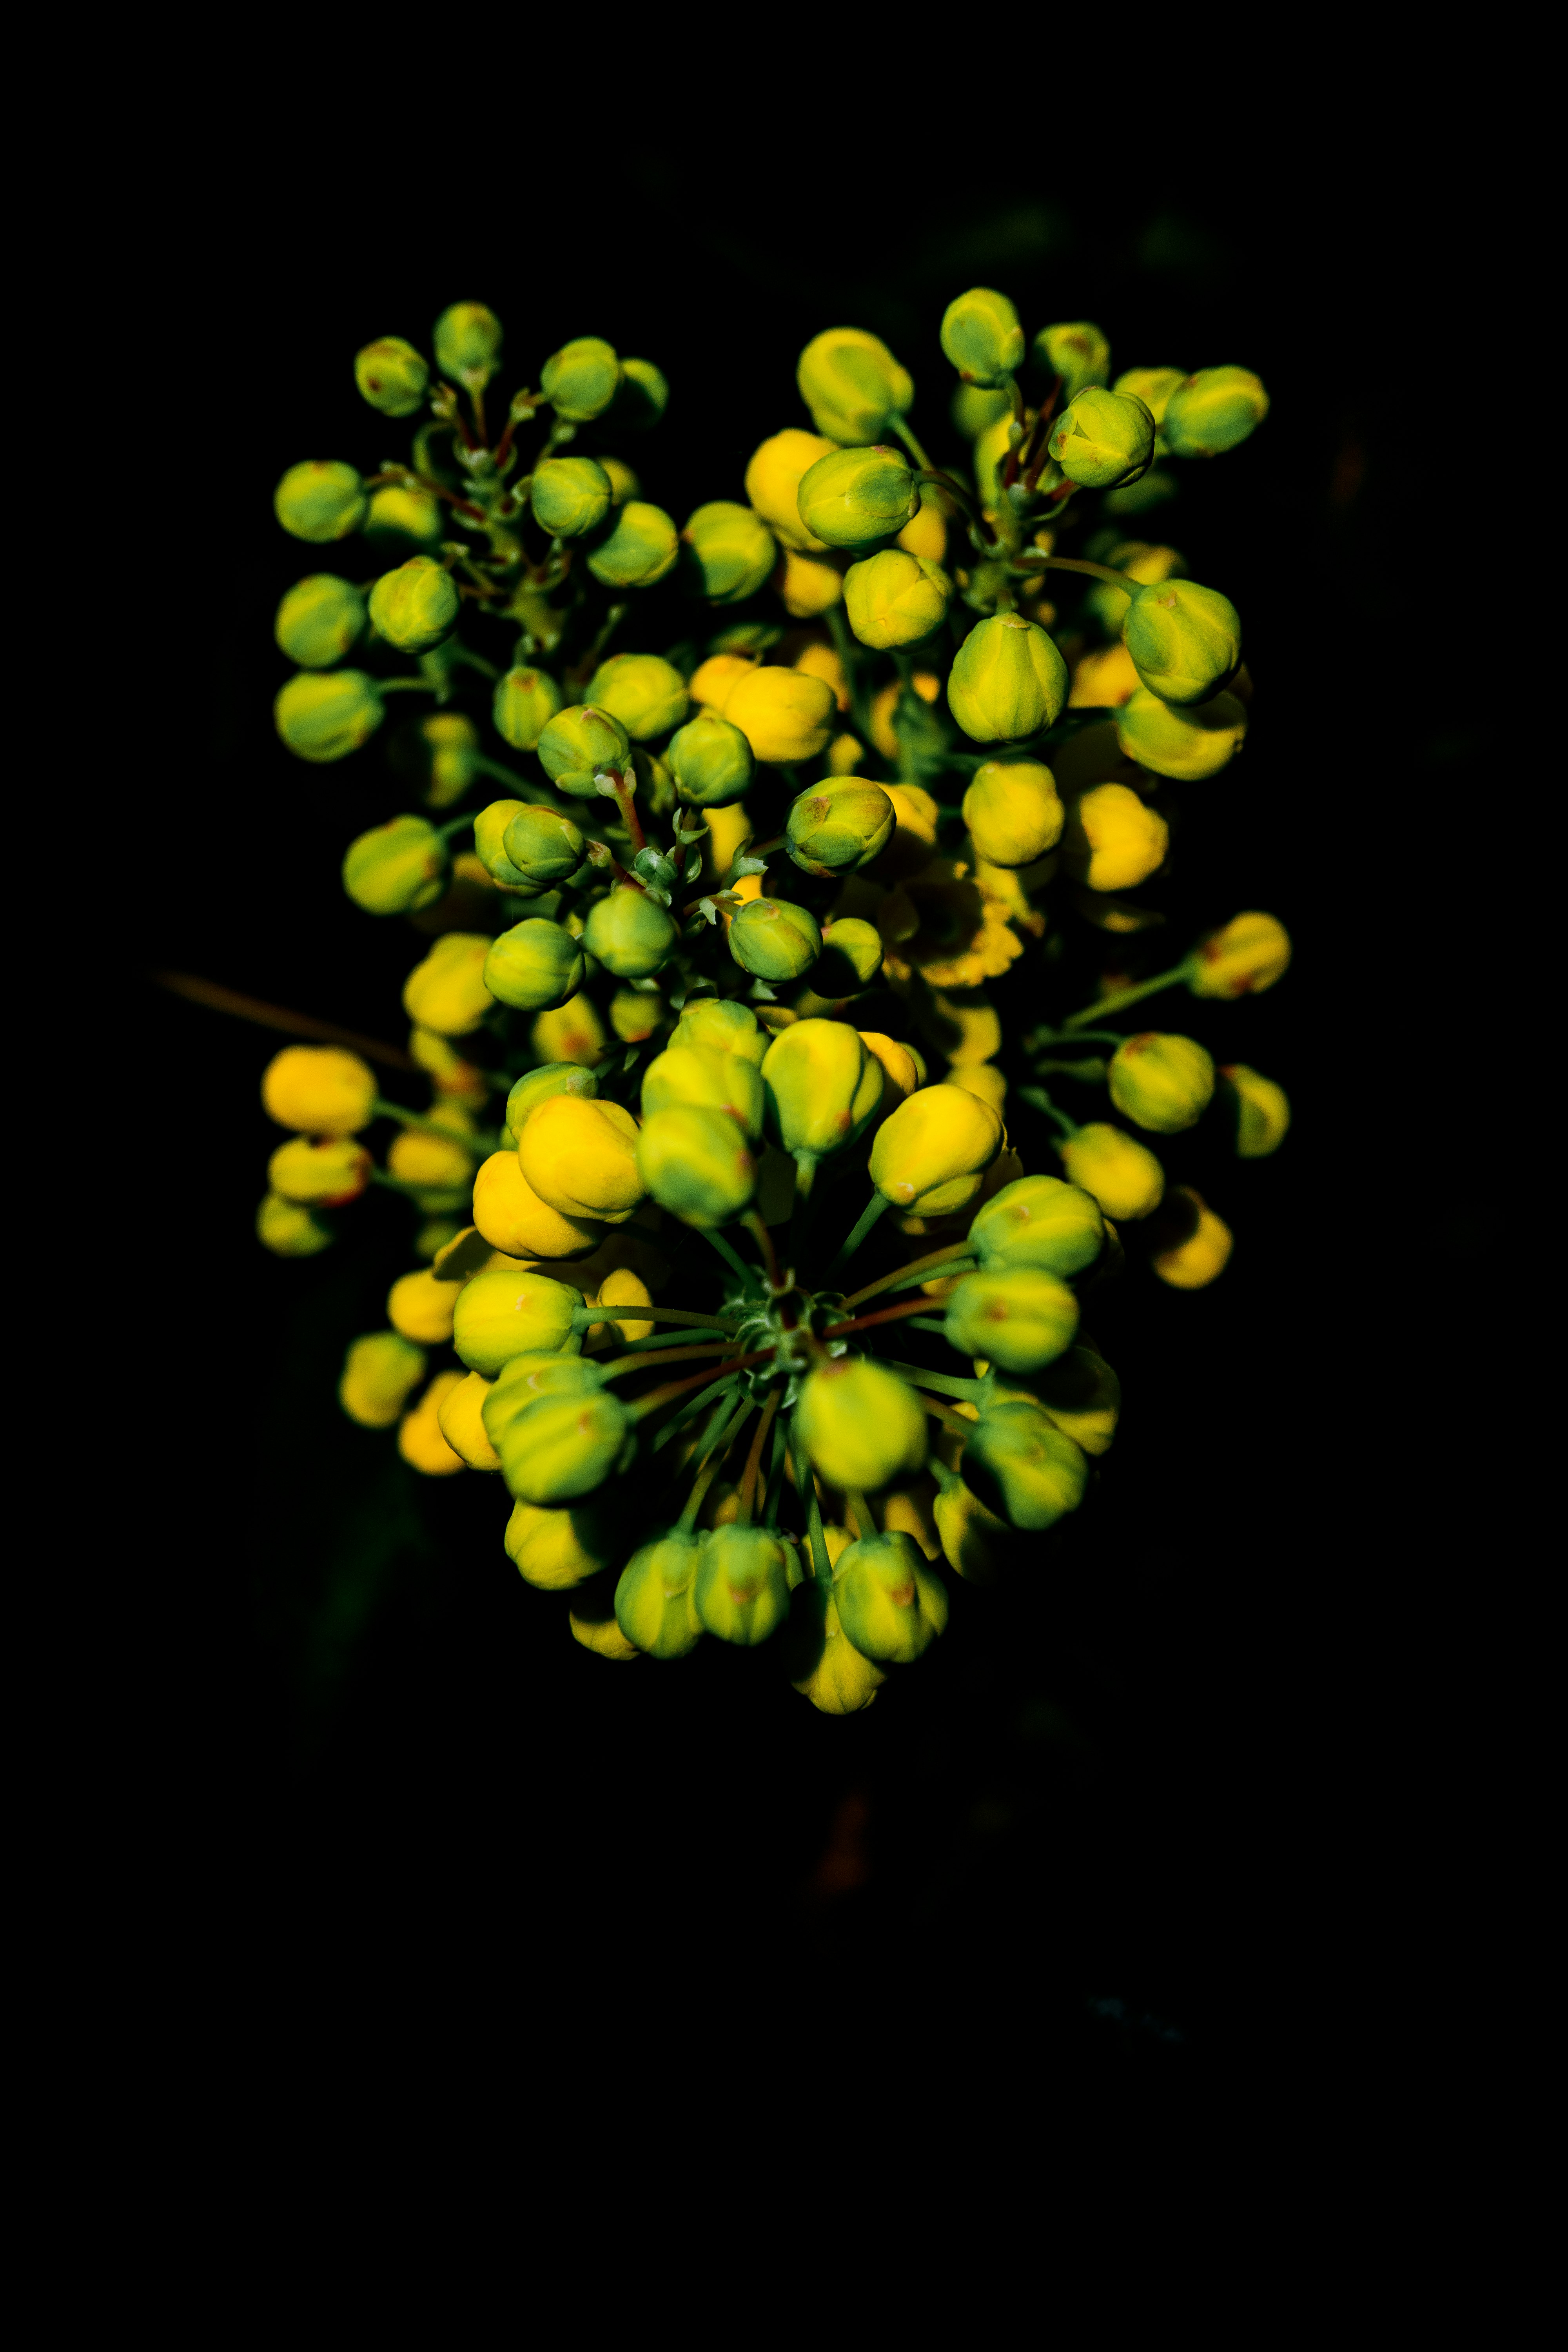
[274,460,367,543]
[585,653,688,740]
[1190,911,1291,999]
[537,702,631,793]
[354,336,429,416]
[677,997,767,1065]
[1219,1065,1291,1157]
[813,917,884,995]
[597,457,638,506]
[1161,367,1269,459]
[833,1530,948,1665]
[785,779,895,877]
[668,712,753,806]
[682,502,776,604]
[368,556,459,656]
[505,1496,613,1590]
[944,1266,1079,1375]
[268,1134,370,1207]
[340,1330,426,1428]
[761,1018,881,1156]
[642,1040,764,1139]
[796,327,914,445]
[1123,579,1240,705]
[1056,1122,1165,1220]
[531,455,612,539]
[472,799,537,890]
[728,895,822,983]
[541,335,620,421]
[636,1104,756,1227]
[583,886,678,979]
[483,918,585,1011]
[492,665,563,752]
[275,575,365,668]
[604,356,667,432]
[869,1082,1002,1214]
[1033,322,1111,397]
[436,1368,502,1472]
[262,1042,377,1136]
[962,759,1063,865]
[343,814,446,913]
[782,1577,886,1713]
[796,446,918,551]
[964,1400,1087,1530]
[1112,367,1185,430]
[363,485,443,549]
[797,1359,927,1491]
[586,501,679,589]
[843,548,952,649]
[1107,1033,1215,1133]
[403,933,494,1035]
[1047,387,1155,488]
[1062,782,1169,891]
[694,1526,797,1646]
[274,670,383,763]
[969,1172,1104,1277]
[1030,1344,1121,1455]
[257,1191,334,1257]
[501,804,585,890]
[940,287,1024,387]
[1148,1187,1233,1289]
[1116,687,1247,780]
[744,428,836,552]
[723,668,836,764]
[504,1061,599,1142]
[947,614,1068,743]
[518,1095,643,1222]
[433,301,501,390]
[403,710,479,809]
[952,384,1011,440]
[453,1269,583,1375]
[491,1385,630,1505]
[615,1531,704,1658]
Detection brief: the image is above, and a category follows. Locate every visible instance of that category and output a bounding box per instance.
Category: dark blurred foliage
[122,154,1477,2101]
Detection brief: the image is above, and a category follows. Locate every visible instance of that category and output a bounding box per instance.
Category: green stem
[678,1394,752,1530]
[377,677,438,695]
[1063,959,1194,1029]
[698,1224,759,1290]
[1031,1058,1109,1081]
[876,1359,983,1401]
[826,606,875,740]
[791,1413,833,1587]
[846,1490,876,1540]
[472,753,532,791]
[916,1393,976,1438]
[824,1190,889,1282]
[1037,555,1148,599]
[889,414,935,473]
[1017,1084,1078,1140]
[368,1169,438,1198]
[736,1392,779,1526]
[577,1305,731,1332]
[447,641,501,680]
[841,1242,975,1312]
[436,816,474,844]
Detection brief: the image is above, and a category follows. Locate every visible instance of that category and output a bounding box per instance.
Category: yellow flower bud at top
[531,993,607,1067]
[1190,912,1292,999]
[797,1358,927,1492]
[744,428,836,552]
[453,1269,583,1376]
[585,501,680,589]
[585,653,688,741]
[944,1265,1079,1376]
[403,933,494,1036]
[676,996,767,1067]
[1062,783,1169,892]
[637,1105,756,1229]
[367,556,459,655]
[1069,642,1141,708]
[834,1530,948,1666]
[761,1019,882,1158]
[962,759,1063,866]
[778,550,844,619]
[940,287,1024,387]
[434,1370,502,1472]
[354,336,429,416]
[583,887,678,981]
[274,460,367,543]
[1107,1033,1215,1133]
[843,549,952,650]
[796,327,914,446]
[947,614,1068,744]
[540,334,620,420]
[682,502,777,603]
[518,1095,644,1223]
[869,1083,1003,1215]
[256,1194,334,1258]
[797,446,918,551]
[388,1266,458,1345]
[1033,321,1111,397]
[642,1040,764,1139]
[1220,1066,1291,1158]
[434,301,501,390]
[262,1044,377,1136]
[267,1134,371,1206]
[1123,579,1240,706]
[1047,388,1155,489]
[615,1531,704,1659]
[1116,688,1247,782]
[1149,1187,1234,1289]
[1161,367,1269,459]
[472,1150,604,1259]
[340,1331,425,1428]
[275,575,365,668]
[896,490,947,564]
[274,671,383,764]
[688,652,757,713]
[723,667,836,765]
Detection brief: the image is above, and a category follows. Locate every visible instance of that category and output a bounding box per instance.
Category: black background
[125,150,1473,2098]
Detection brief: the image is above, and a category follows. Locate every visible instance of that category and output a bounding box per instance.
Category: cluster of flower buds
[257,290,1289,1702]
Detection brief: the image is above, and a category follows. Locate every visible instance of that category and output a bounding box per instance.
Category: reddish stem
[151,973,417,1069]
[823,1295,937,1341]
[737,1392,779,1524]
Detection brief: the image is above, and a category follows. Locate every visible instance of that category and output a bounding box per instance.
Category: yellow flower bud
[1190,911,1291,999]
[1149,1187,1233,1289]
[584,500,679,589]
[1123,579,1240,706]
[827,731,862,774]
[387,1267,457,1345]
[492,665,563,752]
[1047,387,1155,489]
[517,1095,644,1223]
[452,1268,583,1376]
[869,1083,1003,1214]
[472,1149,604,1259]
[793,641,849,710]
[642,1040,764,1138]
[339,1330,426,1428]
[274,459,367,543]
[275,573,365,668]
[568,1596,642,1658]
[947,614,1068,744]
[796,327,914,446]
[367,556,459,656]
[504,1499,611,1590]
[261,1044,376,1137]
[1220,1065,1291,1158]
[1116,688,1247,781]
[843,549,952,649]
[585,652,689,741]
[777,549,844,618]
[1107,1033,1215,1133]
[615,1532,705,1658]
[363,484,443,549]
[675,996,767,1068]
[1069,642,1141,708]
[266,1135,371,1206]
[593,1264,654,1341]
[402,933,494,1036]
[784,1579,886,1714]
[437,1369,502,1471]
[636,1105,757,1228]
[256,1193,334,1257]
[858,1032,924,1109]
[609,987,664,1043]
[728,895,822,982]
[682,502,777,604]
[930,1466,1013,1582]
[398,1371,467,1477]
[963,1401,1088,1530]
[723,666,836,764]
[1062,782,1169,891]
[786,778,895,877]
[949,1062,1006,1115]
[694,1526,799,1646]
[962,759,1063,866]
[531,993,607,1067]
[1029,1344,1121,1456]
[745,428,837,552]
[387,1103,477,1194]
[897,489,946,563]
[944,1266,1079,1376]
[761,1019,882,1159]
[688,652,757,713]
[1056,1122,1165,1220]
[834,1530,949,1665]
[797,1359,927,1492]
[1034,321,1111,396]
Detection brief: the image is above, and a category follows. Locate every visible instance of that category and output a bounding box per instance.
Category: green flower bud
[1056,1122,1165,1221]
[394,711,479,809]
[368,556,459,655]
[530,455,612,539]
[1033,321,1111,397]
[453,1268,584,1376]
[1161,366,1269,459]
[761,1019,881,1157]
[541,335,621,421]
[952,384,1011,440]
[501,804,585,890]
[615,1531,704,1658]
[1123,579,1240,705]
[606,357,669,432]
[682,502,777,604]
[675,997,767,1067]
[636,1104,757,1228]
[598,456,639,506]
[728,895,822,983]
[354,336,429,416]
[492,665,563,752]
[962,1401,1087,1530]
[1107,1032,1215,1133]
[274,460,367,543]
[940,287,1024,387]
[969,1173,1105,1278]
[667,713,753,807]
[1047,388,1155,489]
[944,1266,1080,1376]
[274,670,384,763]
[782,1577,886,1713]
[1029,1344,1121,1456]
[433,300,502,390]
[583,886,677,979]
[785,779,895,877]
[797,1359,927,1492]
[947,614,1068,744]
[797,327,914,445]
[1115,688,1247,781]
[1111,366,1185,430]
[694,1525,797,1646]
[869,1083,1002,1215]
[796,446,918,551]
[363,485,443,551]
[1219,1064,1291,1158]
[483,918,585,1012]
[342,814,446,914]
[843,549,952,649]
[585,653,689,740]
[505,1062,599,1142]
[812,916,884,995]
[339,1330,426,1428]
[504,1492,617,1590]
[490,1386,630,1505]
[258,1191,335,1258]
[1190,911,1291,1000]
[833,1529,948,1665]
[274,575,365,669]
[642,1041,764,1139]
[537,703,631,793]
[585,500,679,589]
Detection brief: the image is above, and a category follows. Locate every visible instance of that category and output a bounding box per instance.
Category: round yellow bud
[1220,1065,1291,1158]
[531,993,607,1067]
[339,1331,426,1428]
[261,1044,376,1137]
[1149,1187,1234,1289]
[504,1500,608,1591]
[869,1083,1003,1215]
[1107,1033,1214,1134]
[797,1358,927,1492]
[387,1267,458,1345]
[950,1062,1006,1115]
[437,1370,503,1471]
[387,1106,476,1192]
[688,652,757,713]
[1069,642,1142,708]
[843,549,952,649]
[593,1265,654,1342]
[267,1135,370,1205]
[962,759,1063,866]
[793,641,849,710]
[517,1096,644,1223]
[1062,783,1169,891]
[1116,687,1247,782]
[472,1149,604,1259]
[897,490,946,563]
[947,614,1069,744]
[777,550,844,619]
[256,1193,333,1257]
[744,428,836,551]
[1056,1122,1165,1220]
[452,1269,583,1376]
[858,1032,924,1109]
[1190,912,1291,999]
[402,934,494,1036]
[398,1372,467,1477]
[723,667,836,764]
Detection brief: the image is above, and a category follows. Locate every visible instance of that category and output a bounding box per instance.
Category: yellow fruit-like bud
[744,428,837,552]
[777,550,844,618]
[796,327,914,445]
[504,1499,611,1591]
[615,1531,705,1658]
[688,652,757,713]
[609,987,664,1043]
[675,995,767,1067]
[636,1105,757,1228]
[1149,1187,1234,1289]
[1062,783,1169,891]
[869,1083,1003,1215]
[962,759,1063,866]
[642,1040,764,1139]
[1107,1033,1215,1133]
[267,1134,371,1206]
[472,1149,604,1259]
[786,778,895,877]
[398,1372,467,1477]
[858,1032,924,1109]
[1190,911,1291,998]
[944,1265,1079,1375]
[761,1019,882,1158]
[402,933,494,1036]
[797,1359,927,1491]
[949,1062,1006,1115]
[517,1095,644,1223]
[452,1268,583,1376]
[531,993,607,1067]
[585,652,689,740]
[261,1044,377,1137]
[1219,1065,1291,1158]
[1030,1344,1121,1455]
[897,490,947,563]
[387,1267,458,1345]
[947,613,1069,743]
[256,1193,334,1257]
[339,1330,426,1428]
[827,731,862,773]
[437,1369,502,1471]
[694,1526,799,1646]
[793,641,849,710]
[930,1466,1014,1582]
[1116,687,1247,781]
[723,666,836,764]
[593,1265,654,1342]
[834,1530,949,1665]
[568,1594,643,1658]
[843,548,952,649]
[1056,1122,1165,1220]
[386,1103,477,1194]
[1069,642,1142,708]
[784,1580,885,1714]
